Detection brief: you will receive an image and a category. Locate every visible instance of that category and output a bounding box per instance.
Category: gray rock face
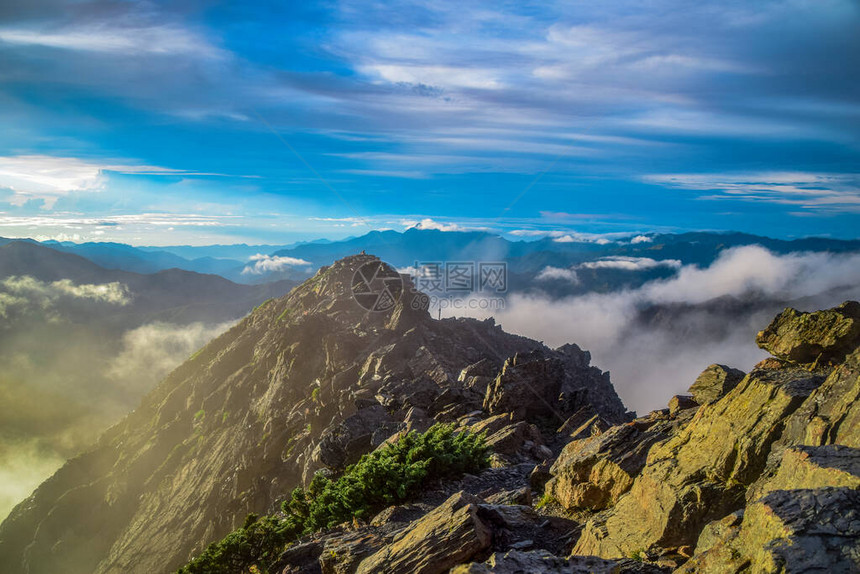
[679,488,860,574]
[484,345,628,426]
[687,364,745,405]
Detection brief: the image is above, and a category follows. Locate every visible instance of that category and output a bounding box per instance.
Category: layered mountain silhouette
[7,229,860,290]
[0,241,296,320]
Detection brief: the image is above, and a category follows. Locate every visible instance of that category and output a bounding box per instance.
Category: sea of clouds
[455,245,860,412]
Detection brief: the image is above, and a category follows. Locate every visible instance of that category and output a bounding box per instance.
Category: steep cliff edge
[0,254,628,574]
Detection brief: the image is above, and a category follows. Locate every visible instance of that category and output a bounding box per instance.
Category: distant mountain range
[274,228,860,270]
[0,241,300,523]
[4,230,860,294]
[0,241,296,323]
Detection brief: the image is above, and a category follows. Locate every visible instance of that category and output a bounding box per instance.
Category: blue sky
[0,0,857,245]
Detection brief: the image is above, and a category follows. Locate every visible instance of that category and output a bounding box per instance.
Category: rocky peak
[0,253,628,574]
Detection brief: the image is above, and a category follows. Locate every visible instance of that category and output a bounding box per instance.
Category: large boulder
[483,421,548,458]
[667,395,697,416]
[355,491,491,574]
[484,350,568,421]
[573,365,823,558]
[484,346,628,426]
[678,488,860,573]
[312,405,394,471]
[545,420,674,512]
[687,364,745,405]
[756,301,860,366]
[458,358,499,396]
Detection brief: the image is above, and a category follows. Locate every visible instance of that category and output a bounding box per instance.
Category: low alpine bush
[177,423,488,574]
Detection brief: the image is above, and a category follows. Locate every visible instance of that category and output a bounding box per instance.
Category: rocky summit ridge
[0,254,628,573]
[1,254,858,573]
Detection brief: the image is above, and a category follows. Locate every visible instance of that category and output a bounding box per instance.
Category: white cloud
[0,213,235,228]
[107,321,232,391]
[0,155,108,208]
[402,218,490,232]
[0,292,28,318]
[536,266,579,283]
[452,246,860,412]
[630,235,653,244]
[0,155,239,209]
[0,440,67,523]
[0,276,131,314]
[641,246,860,305]
[553,234,613,245]
[241,254,312,275]
[579,256,682,271]
[340,169,430,179]
[360,64,503,90]
[510,228,636,244]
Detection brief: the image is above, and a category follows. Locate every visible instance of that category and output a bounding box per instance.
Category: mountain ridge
[0,254,628,573]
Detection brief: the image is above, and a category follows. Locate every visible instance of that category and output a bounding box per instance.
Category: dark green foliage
[176,514,294,574]
[177,424,488,574]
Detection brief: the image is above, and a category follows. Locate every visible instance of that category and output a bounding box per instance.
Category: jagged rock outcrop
[687,364,745,405]
[484,344,628,426]
[452,549,667,573]
[281,300,860,573]
[756,300,860,366]
[679,444,860,572]
[355,492,492,574]
[573,364,823,558]
[775,347,860,450]
[747,444,860,501]
[0,254,628,574]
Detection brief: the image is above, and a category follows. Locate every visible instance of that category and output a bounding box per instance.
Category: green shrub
[177,424,488,574]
